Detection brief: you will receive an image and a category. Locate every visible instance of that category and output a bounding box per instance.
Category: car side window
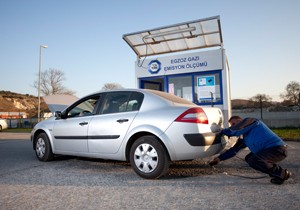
[127,92,144,111]
[101,92,130,114]
[100,91,144,114]
[67,95,101,118]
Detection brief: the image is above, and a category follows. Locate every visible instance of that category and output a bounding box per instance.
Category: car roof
[88,89,194,105]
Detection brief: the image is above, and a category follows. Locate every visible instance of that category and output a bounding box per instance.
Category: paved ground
[0,132,299,209]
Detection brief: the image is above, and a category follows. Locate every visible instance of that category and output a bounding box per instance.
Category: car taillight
[175,108,208,124]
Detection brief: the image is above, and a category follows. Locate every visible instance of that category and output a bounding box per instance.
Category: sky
[1,0,299,101]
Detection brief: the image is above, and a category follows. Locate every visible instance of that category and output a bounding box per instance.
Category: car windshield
[146,89,194,105]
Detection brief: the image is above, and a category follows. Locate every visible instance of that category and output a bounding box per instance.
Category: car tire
[0,125,2,132]
[35,133,54,161]
[130,135,170,179]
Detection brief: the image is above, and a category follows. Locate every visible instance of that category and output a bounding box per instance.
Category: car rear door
[87,91,143,154]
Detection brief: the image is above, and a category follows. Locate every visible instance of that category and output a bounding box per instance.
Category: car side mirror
[55,111,64,119]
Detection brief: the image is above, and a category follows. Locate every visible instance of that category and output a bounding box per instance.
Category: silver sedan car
[31,89,226,179]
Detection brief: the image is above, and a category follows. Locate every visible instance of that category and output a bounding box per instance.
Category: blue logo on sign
[148,60,161,74]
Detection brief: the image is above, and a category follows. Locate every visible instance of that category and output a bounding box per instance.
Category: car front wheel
[35,133,54,161]
[130,135,170,179]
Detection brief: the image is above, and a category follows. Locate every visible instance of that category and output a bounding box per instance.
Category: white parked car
[31,89,226,179]
[0,118,8,131]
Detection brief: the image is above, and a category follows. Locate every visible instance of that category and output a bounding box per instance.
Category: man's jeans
[245,146,287,179]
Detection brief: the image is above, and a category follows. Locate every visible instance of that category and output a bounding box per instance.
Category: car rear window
[146,89,194,105]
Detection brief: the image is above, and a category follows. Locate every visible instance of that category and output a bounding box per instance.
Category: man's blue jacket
[219,118,285,161]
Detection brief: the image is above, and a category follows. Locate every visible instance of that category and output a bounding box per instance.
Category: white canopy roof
[123,16,223,58]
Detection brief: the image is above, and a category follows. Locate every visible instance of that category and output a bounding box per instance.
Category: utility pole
[38,45,48,122]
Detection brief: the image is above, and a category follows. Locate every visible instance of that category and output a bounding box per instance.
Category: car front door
[52,94,101,153]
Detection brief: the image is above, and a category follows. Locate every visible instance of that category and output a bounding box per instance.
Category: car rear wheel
[35,133,54,161]
[130,135,170,179]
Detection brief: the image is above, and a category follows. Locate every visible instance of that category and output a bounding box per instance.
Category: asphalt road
[0,132,299,210]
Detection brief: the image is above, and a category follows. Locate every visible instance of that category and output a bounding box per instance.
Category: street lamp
[38,45,48,122]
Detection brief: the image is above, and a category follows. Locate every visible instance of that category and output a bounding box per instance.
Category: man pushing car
[209,116,291,185]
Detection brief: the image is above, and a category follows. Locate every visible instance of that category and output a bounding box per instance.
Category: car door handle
[117,119,129,123]
[79,121,88,126]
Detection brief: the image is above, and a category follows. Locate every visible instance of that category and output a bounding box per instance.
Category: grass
[271,128,300,140]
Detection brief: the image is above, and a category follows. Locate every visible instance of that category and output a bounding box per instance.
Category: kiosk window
[168,75,193,102]
[194,73,221,104]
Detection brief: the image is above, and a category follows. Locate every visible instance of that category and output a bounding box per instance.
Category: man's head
[228,116,243,127]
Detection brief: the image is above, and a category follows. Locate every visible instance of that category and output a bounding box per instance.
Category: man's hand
[210,124,222,133]
[209,157,220,166]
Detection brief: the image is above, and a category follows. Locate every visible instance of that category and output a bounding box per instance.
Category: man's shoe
[270,170,291,185]
[271,178,284,185]
[283,169,291,180]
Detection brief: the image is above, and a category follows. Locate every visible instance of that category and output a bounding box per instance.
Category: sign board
[136,49,223,78]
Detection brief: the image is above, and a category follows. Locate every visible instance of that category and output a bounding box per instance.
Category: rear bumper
[183,133,223,146]
[162,125,227,160]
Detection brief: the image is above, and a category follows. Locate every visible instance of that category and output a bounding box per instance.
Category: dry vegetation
[0,91,49,117]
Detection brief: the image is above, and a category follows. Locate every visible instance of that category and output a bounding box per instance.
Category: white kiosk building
[123,16,231,124]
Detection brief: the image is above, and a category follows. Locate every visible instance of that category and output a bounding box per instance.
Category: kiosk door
[140,79,163,91]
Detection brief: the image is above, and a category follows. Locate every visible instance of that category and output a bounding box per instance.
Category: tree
[101,83,123,91]
[249,94,272,119]
[249,94,272,108]
[33,68,75,96]
[280,81,300,105]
